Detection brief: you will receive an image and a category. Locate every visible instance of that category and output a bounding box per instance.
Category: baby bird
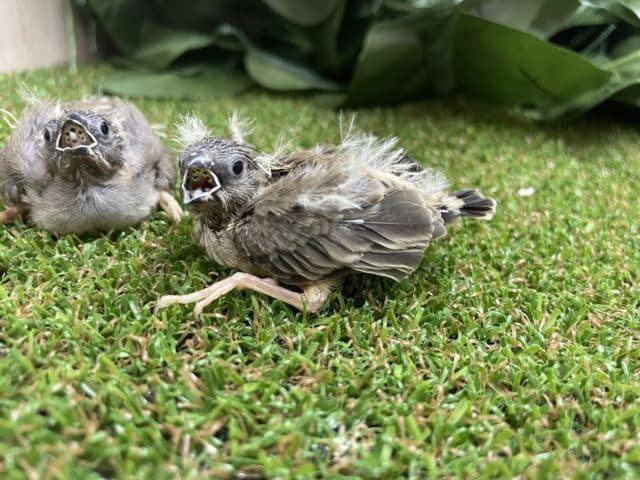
[156,116,496,316]
[0,96,182,234]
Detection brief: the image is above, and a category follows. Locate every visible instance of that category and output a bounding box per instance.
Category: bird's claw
[158,191,184,223]
[0,206,21,224]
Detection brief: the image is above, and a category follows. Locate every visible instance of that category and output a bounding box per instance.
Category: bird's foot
[158,191,184,223]
[0,206,21,224]
[155,272,331,318]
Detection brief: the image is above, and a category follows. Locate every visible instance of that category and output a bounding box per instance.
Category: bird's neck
[192,189,260,232]
[194,207,234,232]
[56,164,116,189]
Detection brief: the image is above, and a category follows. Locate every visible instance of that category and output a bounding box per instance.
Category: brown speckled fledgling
[156,115,495,316]
[0,96,182,234]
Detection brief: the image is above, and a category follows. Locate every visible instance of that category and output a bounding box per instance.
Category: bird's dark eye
[100,121,109,135]
[43,127,51,142]
[232,160,244,175]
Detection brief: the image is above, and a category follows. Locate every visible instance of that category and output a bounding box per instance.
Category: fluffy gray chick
[0,97,182,234]
[156,115,496,317]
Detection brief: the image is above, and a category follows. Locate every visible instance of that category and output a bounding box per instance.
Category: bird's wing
[232,158,445,285]
[109,99,176,191]
[0,103,57,207]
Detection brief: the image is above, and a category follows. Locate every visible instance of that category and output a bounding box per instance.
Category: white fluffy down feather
[222,112,451,202]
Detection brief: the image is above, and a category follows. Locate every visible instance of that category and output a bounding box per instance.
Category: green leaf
[611,83,640,105]
[148,0,227,31]
[455,13,640,118]
[100,69,254,100]
[610,33,640,58]
[244,49,343,91]
[580,0,640,26]
[530,0,584,36]
[344,7,458,106]
[132,24,216,70]
[463,0,552,32]
[454,14,612,117]
[385,0,465,12]
[74,0,640,117]
[261,0,340,26]
[81,0,151,52]
[462,0,613,39]
[308,0,351,74]
[605,47,640,81]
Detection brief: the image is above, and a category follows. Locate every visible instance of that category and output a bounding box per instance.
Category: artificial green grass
[0,65,638,479]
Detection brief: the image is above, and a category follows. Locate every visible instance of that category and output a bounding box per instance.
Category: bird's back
[228,147,447,286]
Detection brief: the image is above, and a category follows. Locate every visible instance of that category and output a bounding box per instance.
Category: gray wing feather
[234,163,443,285]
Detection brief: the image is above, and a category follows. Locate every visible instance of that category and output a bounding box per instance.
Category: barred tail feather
[440,189,496,223]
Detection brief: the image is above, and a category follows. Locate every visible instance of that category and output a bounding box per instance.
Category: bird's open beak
[182,162,221,205]
[55,118,98,155]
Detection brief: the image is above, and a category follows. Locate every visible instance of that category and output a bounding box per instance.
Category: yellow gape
[59,120,95,149]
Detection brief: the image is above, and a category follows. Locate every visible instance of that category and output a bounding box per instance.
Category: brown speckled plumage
[156,115,496,315]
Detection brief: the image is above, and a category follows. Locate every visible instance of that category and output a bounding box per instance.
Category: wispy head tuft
[228,112,253,144]
[174,114,211,149]
[254,131,290,175]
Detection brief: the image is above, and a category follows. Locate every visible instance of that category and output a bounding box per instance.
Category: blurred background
[5,0,640,120]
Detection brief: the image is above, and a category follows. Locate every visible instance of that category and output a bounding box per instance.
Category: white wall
[0,0,92,73]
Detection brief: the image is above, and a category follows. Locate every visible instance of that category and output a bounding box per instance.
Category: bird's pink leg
[155,272,331,318]
[0,206,20,224]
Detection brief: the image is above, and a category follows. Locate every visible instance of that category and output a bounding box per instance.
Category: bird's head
[46,109,124,177]
[179,136,267,220]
